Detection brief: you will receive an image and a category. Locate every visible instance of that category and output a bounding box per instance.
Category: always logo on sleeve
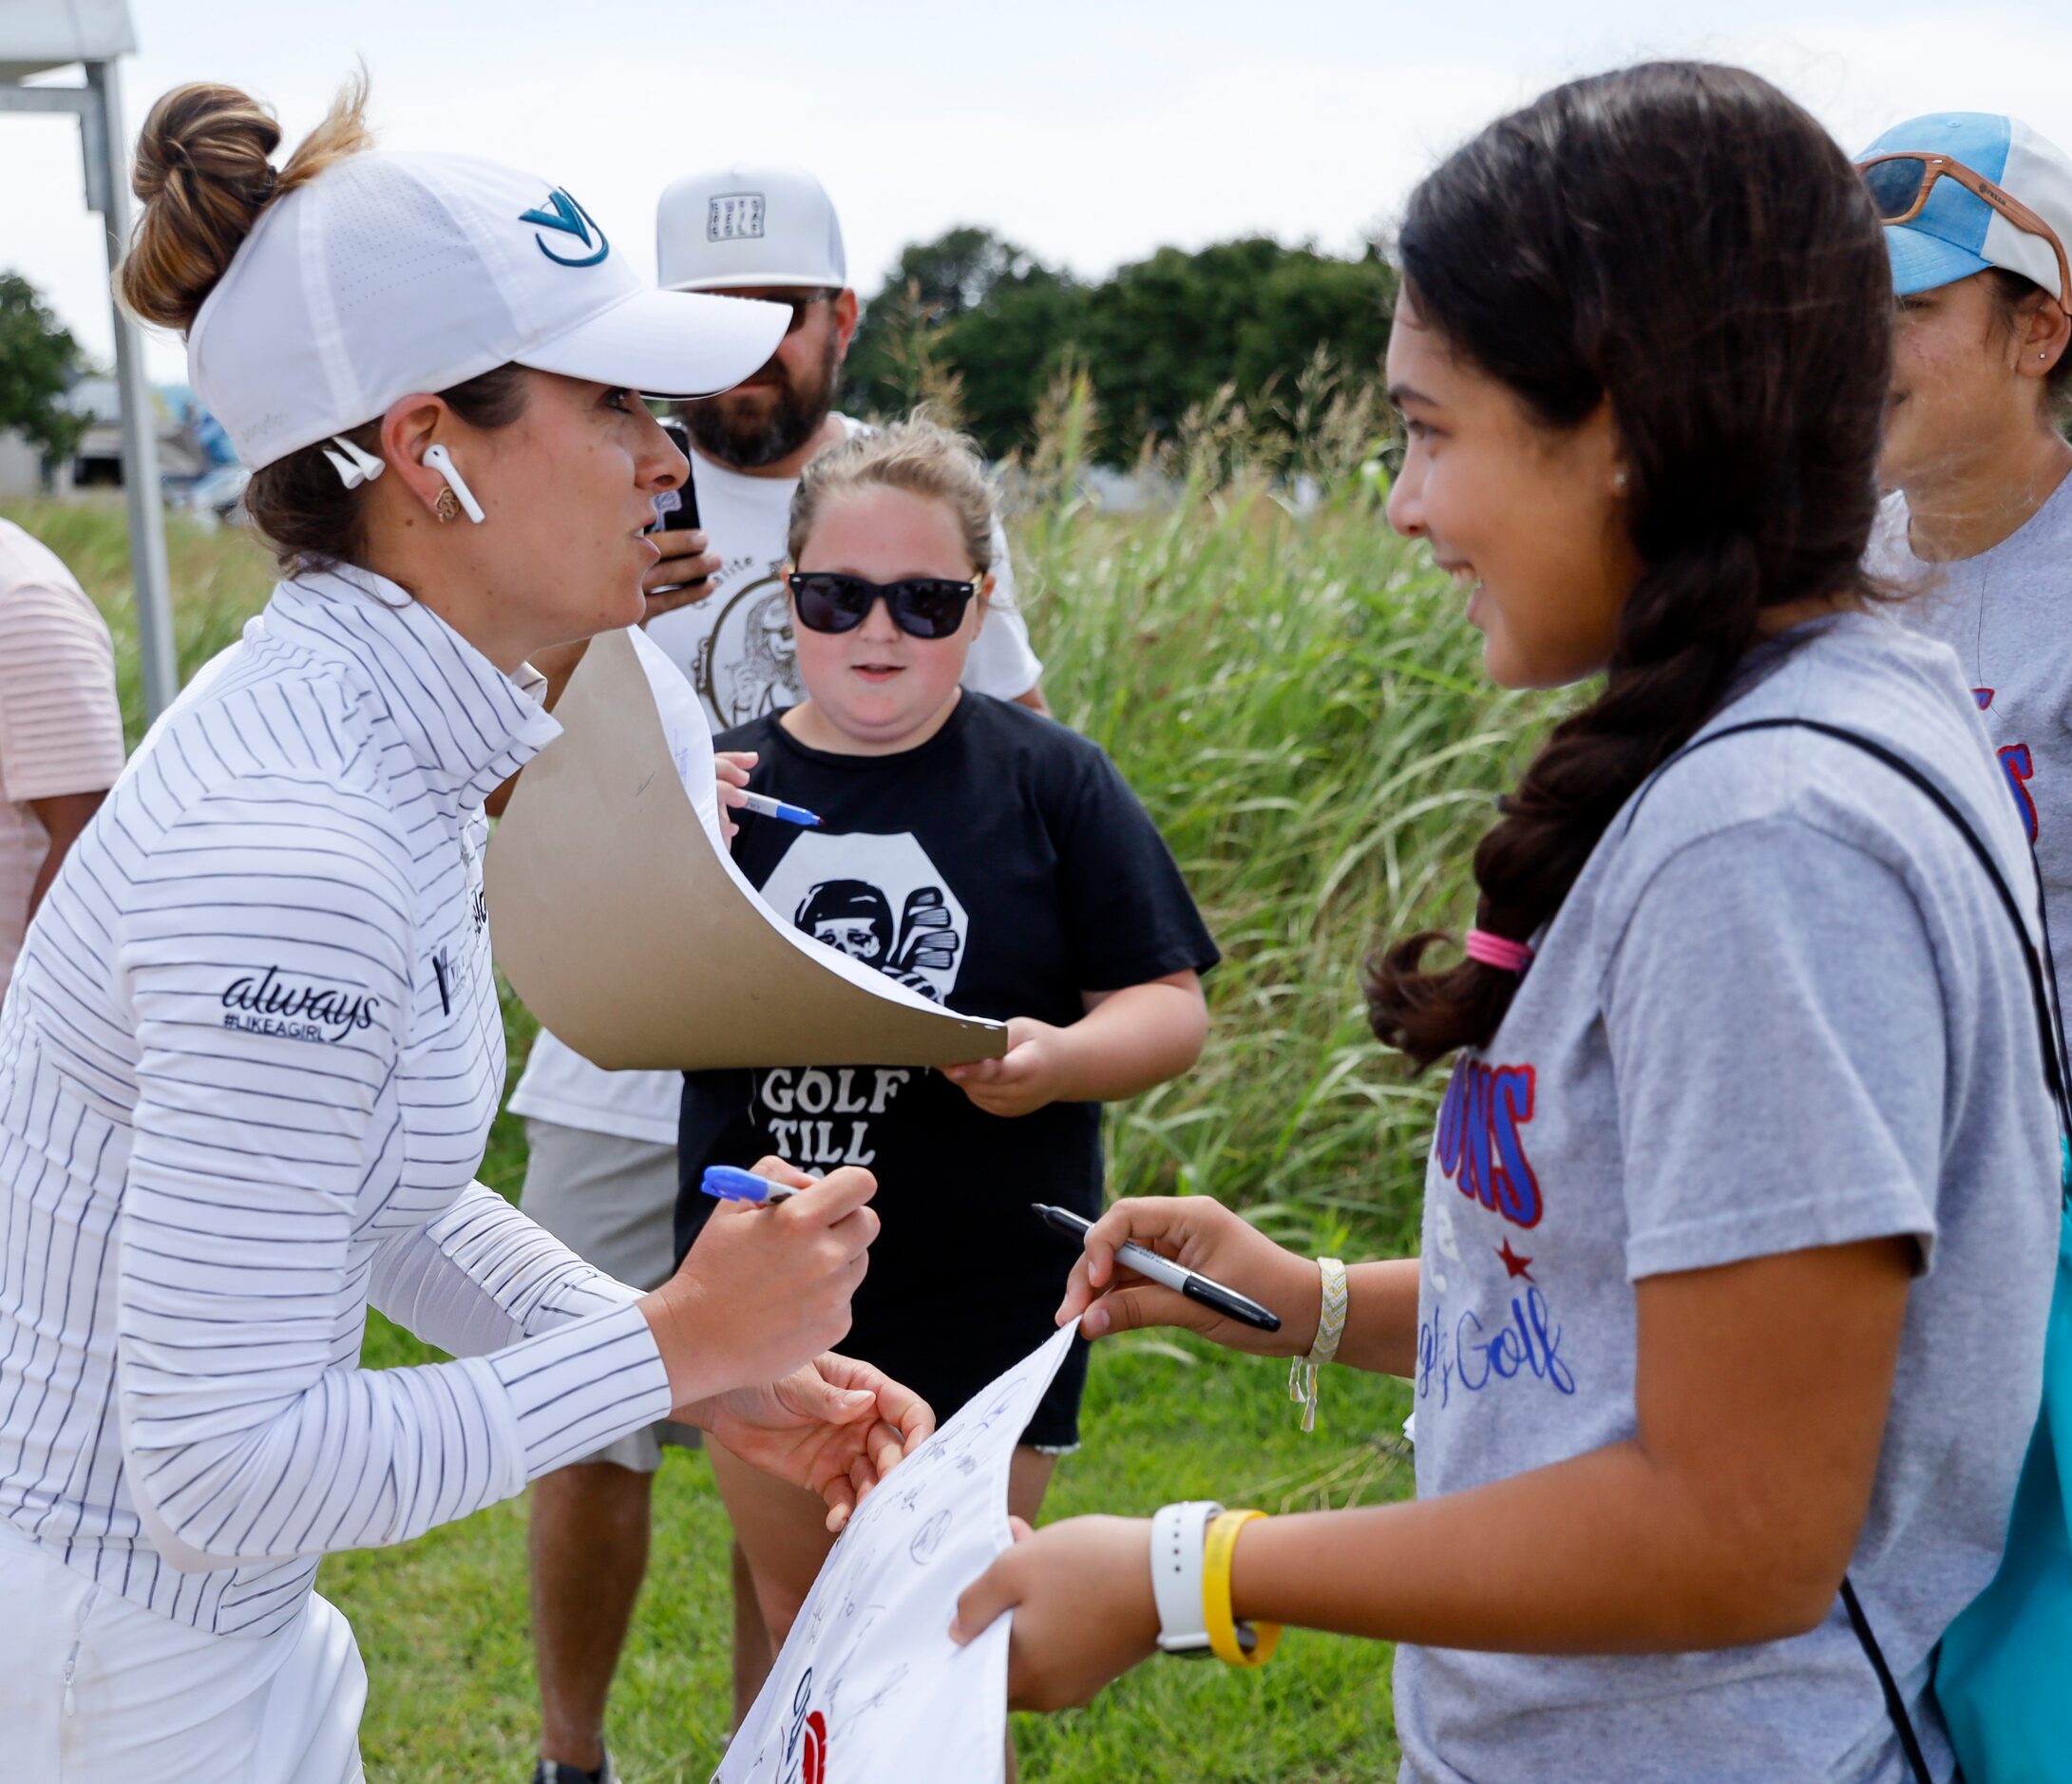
[219,966,382,1044]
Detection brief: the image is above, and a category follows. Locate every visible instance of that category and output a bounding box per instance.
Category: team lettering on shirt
[1975,689,2039,843]
[754,1067,914,1169]
[1419,1053,1575,1409]
[1435,1059,1542,1227]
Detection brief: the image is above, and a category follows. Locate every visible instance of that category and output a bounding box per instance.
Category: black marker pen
[1031,1204,1283,1334]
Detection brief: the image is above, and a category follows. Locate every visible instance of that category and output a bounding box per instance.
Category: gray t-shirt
[1397,613,2059,1782]
[1871,474,2072,1016]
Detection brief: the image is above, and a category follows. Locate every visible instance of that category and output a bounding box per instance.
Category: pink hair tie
[1465,929,1533,975]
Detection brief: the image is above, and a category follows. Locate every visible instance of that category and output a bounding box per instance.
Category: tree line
[844,228,1397,463]
[0,273,89,467]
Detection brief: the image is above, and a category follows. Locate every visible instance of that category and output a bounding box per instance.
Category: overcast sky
[8,0,2072,386]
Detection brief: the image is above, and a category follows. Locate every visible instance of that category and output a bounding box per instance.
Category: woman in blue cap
[1858,112,2072,1001]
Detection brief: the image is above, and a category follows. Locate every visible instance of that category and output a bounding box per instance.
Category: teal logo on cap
[521,189,609,267]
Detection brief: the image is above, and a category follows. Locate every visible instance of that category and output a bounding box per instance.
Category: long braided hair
[1365,62,1894,1070]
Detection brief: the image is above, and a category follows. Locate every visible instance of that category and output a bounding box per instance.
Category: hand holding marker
[708,750,820,831]
[703,1165,806,1205]
[733,789,821,828]
[1032,1204,1282,1333]
[704,1174,1278,1331]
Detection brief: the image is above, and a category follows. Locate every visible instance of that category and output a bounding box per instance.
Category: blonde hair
[787,413,997,576]
[120,72,372,331]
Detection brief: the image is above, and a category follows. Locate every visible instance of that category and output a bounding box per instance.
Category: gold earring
[434,486,461,523]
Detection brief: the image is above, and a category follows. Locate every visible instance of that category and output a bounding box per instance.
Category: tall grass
[1005,375,1548,1252]
[8,494,273,745]
[6,408,1549,1256]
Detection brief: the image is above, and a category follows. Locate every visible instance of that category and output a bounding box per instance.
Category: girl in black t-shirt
[676,416,1219,1698]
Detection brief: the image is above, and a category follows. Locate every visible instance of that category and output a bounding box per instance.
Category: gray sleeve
[1604,819,1944,1282]
[960,517,1044,699]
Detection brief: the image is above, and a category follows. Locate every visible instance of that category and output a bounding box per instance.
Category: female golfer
[1857,112,2072,1000]
[0,80,927,1780]
[954,63,2059,1782]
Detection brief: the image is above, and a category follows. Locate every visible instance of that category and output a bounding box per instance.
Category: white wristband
[1150,1500,1224,1655]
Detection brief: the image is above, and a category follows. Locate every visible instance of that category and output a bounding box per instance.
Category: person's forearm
[1231,1436,1835,1654]
[369,1181,642,1356]
[26,789,106,920]
[1055,980,1206,1102]
[27,846,64,921]
[1331,1258,1421,1376]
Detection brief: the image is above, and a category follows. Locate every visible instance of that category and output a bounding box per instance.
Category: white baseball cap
[187,150,789,470]
[656,163,847,293]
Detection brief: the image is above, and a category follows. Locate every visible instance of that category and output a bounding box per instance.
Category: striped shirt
[0,521,127,997]
[0,566,673,1637]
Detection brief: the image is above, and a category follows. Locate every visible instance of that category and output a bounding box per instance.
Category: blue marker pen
[700,1165,802,1205]
[734,789,821,827]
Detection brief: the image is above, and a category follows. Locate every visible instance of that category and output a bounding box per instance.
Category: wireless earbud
[423,444,486,524]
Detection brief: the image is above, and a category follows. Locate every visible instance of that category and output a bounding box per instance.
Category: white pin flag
[713,1322,1082,1784]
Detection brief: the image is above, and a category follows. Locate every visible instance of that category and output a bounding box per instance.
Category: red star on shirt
[1495,1238,1535,1281]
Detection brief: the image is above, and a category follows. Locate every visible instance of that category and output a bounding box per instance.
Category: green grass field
[5,446,1547,1781]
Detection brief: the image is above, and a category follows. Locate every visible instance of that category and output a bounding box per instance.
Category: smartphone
[647,417,707,593]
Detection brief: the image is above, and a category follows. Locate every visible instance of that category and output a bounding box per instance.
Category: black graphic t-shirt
[675,693,1219,1444]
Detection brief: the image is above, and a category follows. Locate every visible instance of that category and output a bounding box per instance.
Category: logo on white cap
[708,194,766,242]
[658,163,846,293]
[522,189,610,267]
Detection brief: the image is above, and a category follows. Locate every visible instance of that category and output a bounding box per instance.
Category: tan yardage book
[485,629,1007,1071]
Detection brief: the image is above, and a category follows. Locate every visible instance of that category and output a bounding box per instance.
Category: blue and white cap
[1858,112,2072,303]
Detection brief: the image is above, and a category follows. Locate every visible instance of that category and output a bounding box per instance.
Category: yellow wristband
[1203,1509,1282,1668]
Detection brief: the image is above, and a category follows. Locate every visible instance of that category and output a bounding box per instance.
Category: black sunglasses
[787,572,979,640]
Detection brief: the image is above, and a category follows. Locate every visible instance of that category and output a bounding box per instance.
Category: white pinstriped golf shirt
[0,566,674,1637]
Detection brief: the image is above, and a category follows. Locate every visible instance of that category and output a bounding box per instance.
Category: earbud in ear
[423,444,486,524]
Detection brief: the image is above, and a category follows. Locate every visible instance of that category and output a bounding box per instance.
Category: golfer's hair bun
[121,72,371,331]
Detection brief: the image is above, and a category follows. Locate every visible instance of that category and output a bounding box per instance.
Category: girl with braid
[952,62,2059,1782]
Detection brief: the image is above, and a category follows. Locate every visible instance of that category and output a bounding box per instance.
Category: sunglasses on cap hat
[1858,152,2072,313]
[787,572,978,639]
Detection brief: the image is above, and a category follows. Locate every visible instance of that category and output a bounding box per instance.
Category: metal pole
[84,58,178,720]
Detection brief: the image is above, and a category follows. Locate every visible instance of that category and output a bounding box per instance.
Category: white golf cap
[187,150,789,470]
[656,163,847,293]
